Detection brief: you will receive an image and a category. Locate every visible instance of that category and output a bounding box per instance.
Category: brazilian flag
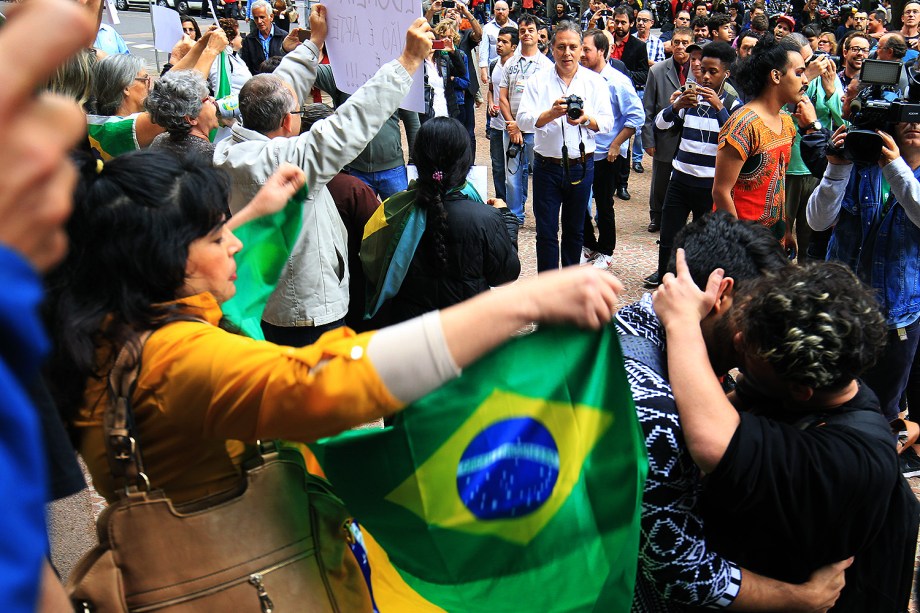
[221,185,307,340]
[312,323,648,611]
[86,113,141,160]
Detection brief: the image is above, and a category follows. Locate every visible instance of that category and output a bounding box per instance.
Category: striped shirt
[655,92,741,187]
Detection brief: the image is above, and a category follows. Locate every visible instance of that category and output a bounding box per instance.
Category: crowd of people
[5,0,920,609]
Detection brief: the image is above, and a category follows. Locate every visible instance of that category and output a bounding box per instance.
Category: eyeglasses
[134,75,152,86]
[636,17,652,22]
[847,46,870,53]
[289,106,310,117]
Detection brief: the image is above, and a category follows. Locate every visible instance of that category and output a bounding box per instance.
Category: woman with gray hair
[86,29,228,159]
[147,69,219,158]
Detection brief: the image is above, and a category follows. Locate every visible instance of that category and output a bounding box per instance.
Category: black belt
[537,153,588,166]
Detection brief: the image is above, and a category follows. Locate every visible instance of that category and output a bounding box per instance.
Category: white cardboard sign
[324,0,424,113]
[151,5,185,53]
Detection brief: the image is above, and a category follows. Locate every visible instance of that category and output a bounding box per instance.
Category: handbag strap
[104,331,153,495]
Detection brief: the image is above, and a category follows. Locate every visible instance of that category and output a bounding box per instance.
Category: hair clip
[96,159,104,175]
[432,170,444,182]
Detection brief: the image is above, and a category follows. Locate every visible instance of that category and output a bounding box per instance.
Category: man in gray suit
[641,27,692,256]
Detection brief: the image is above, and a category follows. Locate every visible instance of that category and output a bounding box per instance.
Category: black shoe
[643,272,661,289]
[615,187,631,200]
[647,221,660,232]
[632,162,644,173]
[900,446,920,478]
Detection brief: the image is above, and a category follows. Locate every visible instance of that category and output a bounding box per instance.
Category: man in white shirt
[487,26,519,201]
[499,15,554,222]
[517,21,614,271]
[479,1,516,84]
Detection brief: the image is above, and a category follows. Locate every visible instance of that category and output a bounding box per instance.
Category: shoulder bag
[66,333,373,613]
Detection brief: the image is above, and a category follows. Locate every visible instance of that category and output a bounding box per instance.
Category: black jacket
[617,35,649,91]
[240,26,289,74]
[388,196,520,324]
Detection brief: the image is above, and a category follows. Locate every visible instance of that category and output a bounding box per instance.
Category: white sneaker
[581,248,599,265]
[592,253,612,269]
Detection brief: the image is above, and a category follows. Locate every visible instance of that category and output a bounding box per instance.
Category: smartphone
[432,39,446,50]
[442,0,456,7]
[295,28,310,42]
[681,81,697,93]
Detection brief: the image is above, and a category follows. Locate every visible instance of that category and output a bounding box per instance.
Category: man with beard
[654,250,920,612]
[837,32,869,90]
[641,27,691,237]
[608,6,648,198]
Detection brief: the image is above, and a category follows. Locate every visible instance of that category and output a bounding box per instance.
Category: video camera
[842,59,920,164]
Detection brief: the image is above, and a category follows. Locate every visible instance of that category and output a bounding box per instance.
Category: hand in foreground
[514,267,623,329]
[0,0,93,272]
[787,557,852,613]
[794,95,817,129]
[398,18,434,74]
[826,124,849,166]
[309,4,328,48]
[653,248,724,328]
[878,129,900,167]
[487,198,508,209]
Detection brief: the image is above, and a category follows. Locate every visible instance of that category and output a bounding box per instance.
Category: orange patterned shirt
[717,107,796,238]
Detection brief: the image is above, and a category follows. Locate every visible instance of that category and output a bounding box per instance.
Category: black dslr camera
[507,141,522,159]
[842,59,920,164]
[563,94,584,120]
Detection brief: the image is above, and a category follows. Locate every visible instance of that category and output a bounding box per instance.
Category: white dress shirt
[478,18,518,69]
[515,65,614,158]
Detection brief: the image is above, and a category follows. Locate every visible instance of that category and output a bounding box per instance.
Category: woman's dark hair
[410,117,474,270]
[733,34,794,99]
[46,150,230,423]
[179,15,202,40]
[218,17,239,44]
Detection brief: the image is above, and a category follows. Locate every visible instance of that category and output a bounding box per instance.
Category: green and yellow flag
[221,185,308,340]
[86,113,141,160]
[312,324,648,612]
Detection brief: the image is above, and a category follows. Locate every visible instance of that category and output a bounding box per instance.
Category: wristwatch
[803,120,822,134]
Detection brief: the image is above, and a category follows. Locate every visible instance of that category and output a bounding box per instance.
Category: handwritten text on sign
[325,0,424,113]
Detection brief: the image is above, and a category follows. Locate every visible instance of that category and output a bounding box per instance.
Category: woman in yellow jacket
[46,150,623,506]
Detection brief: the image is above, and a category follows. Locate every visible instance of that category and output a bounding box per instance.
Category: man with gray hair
[213,5,433,346]
[878,32,910,94]
[241,0,290,74]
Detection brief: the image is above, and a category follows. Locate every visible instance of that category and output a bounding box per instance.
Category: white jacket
[213,42,413,327]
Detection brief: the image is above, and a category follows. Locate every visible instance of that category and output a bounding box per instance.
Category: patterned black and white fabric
[615,294,741,611]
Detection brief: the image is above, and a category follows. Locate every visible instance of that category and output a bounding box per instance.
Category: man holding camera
[516,21,613,272]
[499,15,553,223]
[807,118,920,427]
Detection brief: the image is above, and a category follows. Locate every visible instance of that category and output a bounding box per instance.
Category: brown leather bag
[66,335,374,613]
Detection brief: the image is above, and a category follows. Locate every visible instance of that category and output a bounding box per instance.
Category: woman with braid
[362,117,521,325]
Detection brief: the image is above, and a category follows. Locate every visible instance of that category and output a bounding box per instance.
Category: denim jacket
[807,158,920,323]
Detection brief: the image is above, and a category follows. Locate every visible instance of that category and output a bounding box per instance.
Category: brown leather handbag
[65,335,374,613]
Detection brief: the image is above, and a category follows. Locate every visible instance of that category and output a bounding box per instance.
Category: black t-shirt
[700,384,919,612]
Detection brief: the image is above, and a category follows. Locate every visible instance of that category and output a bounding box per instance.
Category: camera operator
[516,21,613,271]
[806,114,920,428]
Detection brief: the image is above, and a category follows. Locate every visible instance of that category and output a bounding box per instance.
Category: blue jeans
[503,131,534,223]
[631,89,645,164]
[348,166,408,202]
[488,127,507,201]
[533,154,595,272]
